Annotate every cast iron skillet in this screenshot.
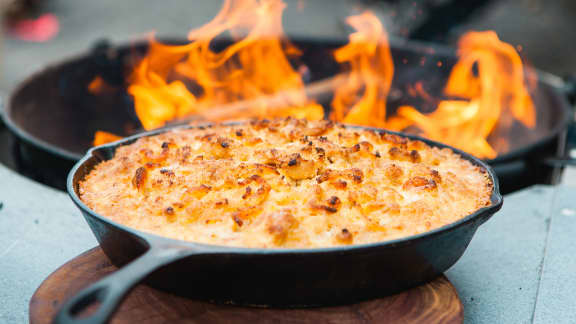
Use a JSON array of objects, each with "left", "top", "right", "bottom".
[{"left": 55, "top": 123, "right": 503, "bottom": 324}]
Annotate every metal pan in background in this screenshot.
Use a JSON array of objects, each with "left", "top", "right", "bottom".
[
  {"left": 54, "top": 123, "right": 503, "bottom": 324},
  {"left": 2, "top": 39, "right": 575, "bottom": 194}
]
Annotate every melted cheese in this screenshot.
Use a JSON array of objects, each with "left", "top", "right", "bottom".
[{"left": 79, "top": 118, "right": 493, "bottom": 248}]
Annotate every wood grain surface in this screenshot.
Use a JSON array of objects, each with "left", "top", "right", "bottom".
[{"left": 30, "top": 247, "right": 463, "bottom": 324}]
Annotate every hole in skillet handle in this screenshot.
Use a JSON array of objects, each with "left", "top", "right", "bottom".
[
  {"left": 52, "top": 246, "right": 198, "bottom": 324},
  {"left": 69, "top": 286, "right": 106, "bottom": 319},
  {"left": 53, "top": 278, "right": 123, "bottom": 324}
]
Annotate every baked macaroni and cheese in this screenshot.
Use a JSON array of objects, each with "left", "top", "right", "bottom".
[{"left": 79, "top": 118, "right": 493, "bottom": 248}]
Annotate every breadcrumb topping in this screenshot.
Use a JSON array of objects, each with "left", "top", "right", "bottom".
[{"left": 79, "top": 118, "right": 493, "bottom": 248}]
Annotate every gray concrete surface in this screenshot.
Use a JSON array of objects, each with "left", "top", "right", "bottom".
[
  {"left": 446, "top": 186, "right": 555, "bottom": 324},
  {"left": 533, "top": 188, "right": 576, "bottom": 323},
  {"left": 0, "top": 164, "right": 95, "bottom": 323}
]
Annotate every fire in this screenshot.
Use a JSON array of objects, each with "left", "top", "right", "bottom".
[
  {"left": 388, "top": 31, "right": 535, "bottom": 158},
  {"left": 92, "top": 0, "right": 536, "bottom": 160},
  {"left": 331, "top": 11, "right": 393, "bottom": 128},
  {"left": 93, "top": 131, "right": 122, "bottom": 146},
  {"left": 128, "top": 0, "right": 323, "bottom": 131}
]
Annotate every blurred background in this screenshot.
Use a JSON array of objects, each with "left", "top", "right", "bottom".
[
  {"left": 2, "top": 0, "right": 576, "bottom": 92},
  {"left": 1, "top": 0, "right": 576, "bottom": 185}
]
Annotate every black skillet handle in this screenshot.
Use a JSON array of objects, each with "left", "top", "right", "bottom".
[{"left": 52, "top": 245, "right": 200, "bottom": 324}]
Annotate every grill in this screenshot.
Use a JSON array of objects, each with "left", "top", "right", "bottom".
[{"left": 1, "top": 38, "right": 575, "bottom": 193}]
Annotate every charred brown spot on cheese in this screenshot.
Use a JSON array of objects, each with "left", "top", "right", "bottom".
[
  {"left": 430, "top": 170, "right": 442, "bottom": 184},
  {"left": 381, "top": 133, "right": 408, "bottom": 146},
  {"left": 232, "top": 213, "right": 244, "bottom": 227},
  {"left": 250, "top": 118, "right": 270, "bottom": 130},
  {"left": 164, "top": 206, "right": 176, "bottom": 223},
  {"left": 317, "top": 168, "right": 362, "bottom": 185},
  {"left": 410, "top": 150, "right": 421, "bottom": 163},
  {"left": 218, "top": 137, "right": 231, "bottom": 148},
  {"left": 316, "top": 171, "right": 330, "bottom": 184},
  {"left": 254, "top": 163, "right": 279, "bottom": 175},
  {"left": 230, "top": 206, "right": 261, "bottom": 230},
  {"left": 256, "top": 184, "right": 270, "bottom": 196},
  {"left": 249, "top": 174, "right": 264, "bottom": 184},
  {"left": 388, "top": 147, "right": 402, "bottom": 160},
  {"left": 282, "top": 153, "right": 316, "bottom": 180},
  {"left": 132, "top": 167, "right": 147, "bottom": 190},
  {"left": 80, "top": 117, "right": 493, "bottom": 248},
  {"left": 336, "top": 228, "right": 353, "bottom": 244},
  {"left": 214, "top": 198, "right": 229, "bottom": 207},
  {"left": 331, "top": 180, "right": 347, "bottom": 189},
  {"left": 242, "top": 186, "right": 252, "bottom": 199},
  {"left": 388, "top": 147, "right": 422, "bottom": 163},
  {"left": 328, "top": 196, "right": 341, "bottom": 208},
  {"left": 403, "top": 176, "right": 437, "bottom": 191},
  {"left": 309, "top": 200, "right": 338, "bottom": 213},
  {"left": 198, "top": 133, "right": 216, "bottom": 141},
  {"left": 159, "top": 169, "right": 175, "bottom": 177},
  {"left": 144, "top": 162, "right": 160, "bottom": 169},
  {"left": 350, "top": 141, "right": 374, "bottom": 155},
  {"left": 349, "top": 168, "right": 364, "bottom": 183}
]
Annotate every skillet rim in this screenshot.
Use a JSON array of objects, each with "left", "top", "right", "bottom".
[{"left": 67, "top": 121, "right": 503, "bottom": 255}]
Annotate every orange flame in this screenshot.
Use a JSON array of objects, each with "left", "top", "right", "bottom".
[
  {"left": 93, "top": 131, "right": 122, "bottom": 146},
  {"left": 92, "top": 0, "right": 536, "bottom": 159},
  {"left": 388, "top": 31, "right": 535, "bottom": 158},
  {"left": 331, "top": 11, "right": 393, "bottom": 128},
  {"left": 88, "top": 76, "right": 116, "bottom": 95},
  {"left": 128, "top": 0, "right": 323, "bottom": 131}
]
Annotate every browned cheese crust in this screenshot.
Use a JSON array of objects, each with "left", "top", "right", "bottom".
[{"left": 80, "top": 118, "right": 493, "bottom": 248}]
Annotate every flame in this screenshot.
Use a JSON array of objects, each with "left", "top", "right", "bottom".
[
  {"left": 128, "top": 0, "right": 323, "bottom": 130},
  {"left": 88, "top": 76, "right": 117, "bottom": 95},
  {"left": 91, "top": 0, "right": 537, "bottom": 160},
  {"left": 93, "top": 131, "right": 122, "bottom": 146},
  {"left": 331, "top": 11, "right": 393, "bottom": 128},
  {"left": 388, "top": 31, "right": 535, "bottom": 158}
]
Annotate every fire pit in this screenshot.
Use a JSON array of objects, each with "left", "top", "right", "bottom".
[{"left": 1, "top": 2, "right": 575, "bottom": 194}]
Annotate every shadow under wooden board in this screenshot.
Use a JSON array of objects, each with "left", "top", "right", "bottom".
[{"left": 30, "top": 247, "right": 463, "bottom": 324}]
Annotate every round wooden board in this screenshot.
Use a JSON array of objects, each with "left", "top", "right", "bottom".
[{"left": 30, "top": 247, "right": 463, "bottom": 324}]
